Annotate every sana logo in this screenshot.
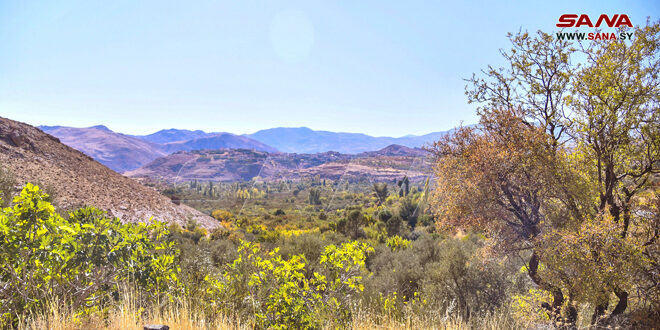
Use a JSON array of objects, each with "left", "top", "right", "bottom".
[{"left": 556, "top": 14, "right": 633, "bottom": 28}]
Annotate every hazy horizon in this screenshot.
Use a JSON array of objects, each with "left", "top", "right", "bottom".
[{"left": 35, "top": 123, "right": 459, "bottom": 139}]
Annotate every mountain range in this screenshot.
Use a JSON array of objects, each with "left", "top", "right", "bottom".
[
  {"left": 245, "top": 127, "right": 447, "bottom": 154},
  {"left": 40, "top": 125, "right": 449, "bottom": 173},
  {"left": 39, "top": 126, "right": 274, "bottom": 172}
]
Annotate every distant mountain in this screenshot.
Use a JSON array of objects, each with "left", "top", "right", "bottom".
[
  {"left": 134, "top": 129, "right": 213, "bottom": 144},
  {"left": 126, "top": 144, "right": 431, "bottom": 183},
  {"left": 4, "top": 117, "right": 217, "bottom": 228},
  {"left": 40, "top": 125, "right": 166, "bottom": 173},
  {"left": 245, "top": 127, "right": 449, "bottom": 154},
  {"left": 42, "top": 126, "right": 278, "bottom": 173},
  {"left": 39, "top": 125, "right": 451, "bottom": 173},
  {"left": 162, "top": 133, "right": 278, "bottom": 154},
  {"left": 394, "top": 131, "right": 449, "bottom": 148}
]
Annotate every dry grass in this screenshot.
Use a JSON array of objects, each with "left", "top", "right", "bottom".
[
  {"left": 21, "top": 291, "right": 244, "bottom": 330},
  {"left": 349, "top": 308, "right": 524, "bottom": 330},
  {"left": 20, "top": 291, "right": 522, "bottom": 330},
  {"left": 22, "top": 306, "right": 520, "bottom": 330}
]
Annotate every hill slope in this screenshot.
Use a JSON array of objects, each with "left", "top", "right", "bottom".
[{"left": 4, "top": 117, "right": 218, "bottom": 228}]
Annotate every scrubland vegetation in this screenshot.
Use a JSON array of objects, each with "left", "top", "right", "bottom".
[{"left": 2, "top": 22, "right": 660, "bottom": 329}]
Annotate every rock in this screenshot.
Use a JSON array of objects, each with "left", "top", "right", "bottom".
[
  {"left": 144, "top": 325, "right": 169, "bottom": 330},
  {"left": 8, "top": 132, "right": 29, "bottom": 148}
]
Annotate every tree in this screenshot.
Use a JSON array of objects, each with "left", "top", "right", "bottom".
[
  {"left": 430, "top": 112, "right": 581, "bottom": 324},
  {"left": 397, "top": 176, "right": 410, "bottom": 197},
  {"left": 431, "top": 22, "right": 660, "bottom": 326},
  {"left": 561, "top": 21, "right": 660, "bottom": 321},
  {"left": 385, "top": 215, "right": 403, "bottom": 237},
  {"left": 398, "top": 197, "right": 419, "bottom": 229},
  {"left": 465, "top": 30, "right": 574, "bottom": 147},
  {"left": 372, "top": 183, "right": 388, "bottom": 205},
  {"left": 309, "top": 188, "right": 322, "bottom": 205},
  {"left": 336, "top": 209, "right": 366, "bottom": 239}
]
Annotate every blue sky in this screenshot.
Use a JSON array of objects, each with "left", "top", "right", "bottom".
[{"left": 0, "top": 1, "right": 657, "bottom": 137}]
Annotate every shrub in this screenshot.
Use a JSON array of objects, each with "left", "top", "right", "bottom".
[
  {"left": 336, "top": 209, "right": 366, "bottom": 239},
  {"left": 365, "top": 245, "right": 424, "bottom": 309},
  {"left": 385, "top": 235, "right": 411, "bottom": 251},
  {"left": 421, "top": 235, "right": 511, "bottom": 319},
  {"left": 0, "top": 183, "right": 180, "bottom": 326},
  {"left": 397, "top": 197, "right": 419, "bottom": 228},
  {"left": 278, "top": 233, "right": 327, "bottom": 275},
  {"left": 215, "top": 240, "right": 373, "bottom": 328},
  {"left": 385, "top": 214, "right": 403, "bottom": 237},
  {"left": 209, "top": 227, "right": 230, "bottom": 241},
  {"left": 377, "top": 209, "right": 393, "bottom": 223},
  {"left": 211, "top": 209, "right": 234, "bottom": 222}
]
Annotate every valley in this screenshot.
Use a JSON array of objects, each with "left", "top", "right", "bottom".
[{"left": 40, "top": 125, "right": 446, "bottom": 173}]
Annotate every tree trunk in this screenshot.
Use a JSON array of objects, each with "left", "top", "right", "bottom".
[
  {"left": 591, "top": 300, "right": 608, "bottom": 325},
  {"left": 527, "top": 251, "right": 571, "bottom": 323},
  {"left": 611, "top": 289, "right": 628, "bottom": 316}
]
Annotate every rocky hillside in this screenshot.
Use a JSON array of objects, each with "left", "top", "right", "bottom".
[
  {"left": 125, "top": 145, "right": 431, "bottom": 183},
  {"left": 2, "top": 117, "right": 218, "bottom": 228}
]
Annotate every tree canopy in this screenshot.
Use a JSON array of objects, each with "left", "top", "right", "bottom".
[{"left": 430, "top": 21, "right": 660, "bottom": 326}]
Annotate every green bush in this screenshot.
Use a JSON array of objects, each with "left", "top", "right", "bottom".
[
  {"left": 421, "top": 235, "right": 511, "bottom": 319},
  {"left": 385, "top": 235, "right": 411, "bottom": 251},
  {"left": 363, "top": 233, "right": 512, "bottom": 320},
  {"left": 397, "top": 197, "right": 419, "bottom": 228},
  {"left": 385, "top": 214, "right": 403, "bottom": 237},
  {"left": 207, "top": 240, "right": 373, "bottom": 329},
  {"left": 336, "top": 209, "right": 366, "bottom": 239},
  {"left": 0, "top": 183, "right": 180, "bottom": 326}
]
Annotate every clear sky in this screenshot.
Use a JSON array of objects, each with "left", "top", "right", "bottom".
[{"left": 0, "top": 1, "right": 657, "bottom": 137}]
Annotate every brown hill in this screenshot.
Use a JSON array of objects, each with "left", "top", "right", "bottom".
[
  {"left": 1, "top": 117, "right": 218, "bottom": 228},
  {"left": 40, "top": 125, "right": 166, "bottom": 172},
  {"left": 163, "top": 133, "right": 278, "bottom": 153},
  {"left": 125, "top": 145, "right": 431, "bottom": 183},
  {"left": 126, "top": 149, "right": 289, "bottom": 182},
  {"left": 358, "top": 144, "right": 428, "bottom": 157}
]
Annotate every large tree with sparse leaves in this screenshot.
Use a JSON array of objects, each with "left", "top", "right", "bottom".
[{"left": 430, "top": 21, "right": 659, "bottom": 326}]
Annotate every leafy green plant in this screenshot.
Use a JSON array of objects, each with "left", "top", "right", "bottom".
[
  {"left": 385, "top": 235, "right": 411, "bottom": 251},
  {"left": 208, "top": 240, "right": 373, "bottom": 329},
  {"left": 0, "top": 183, "right": 180, "bottom": 326}
]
